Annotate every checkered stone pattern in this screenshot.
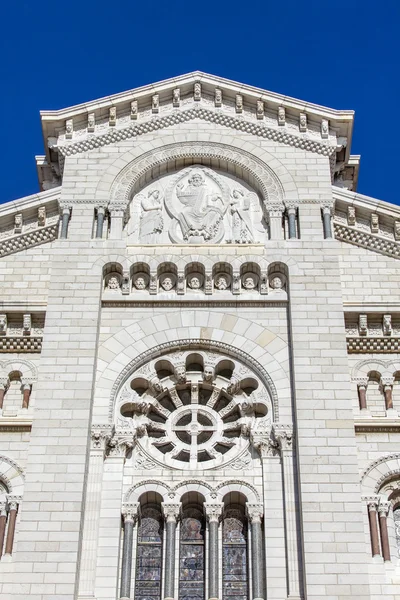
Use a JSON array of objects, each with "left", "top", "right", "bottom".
[
  {"left": 347, "top": 336, "right": 400, "bottom": 353},
  {"left": 0, "top": 337, "right": 42, "bottom": 352},
  {"left": 334, "top": 222, "right": 400, "bottom": 259},
  {"left": 0, "top": 224, "right": 58, "bottom": 258}
]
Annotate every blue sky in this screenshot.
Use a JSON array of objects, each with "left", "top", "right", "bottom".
[{"left": 1, "top": 0, "right": 399, "bottom": 205}]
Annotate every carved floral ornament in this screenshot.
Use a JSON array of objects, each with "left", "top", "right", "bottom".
[{"left": 111, "top": 346, "right": 280, "bottom": 471}]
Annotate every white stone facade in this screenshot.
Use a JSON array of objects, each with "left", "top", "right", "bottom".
[{"left": 0, "top": 71, "right": 399, "bottom": 600}]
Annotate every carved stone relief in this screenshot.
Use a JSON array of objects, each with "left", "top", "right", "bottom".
[{"left": 127, "top": 166, "right": 267, "bottom": 245}]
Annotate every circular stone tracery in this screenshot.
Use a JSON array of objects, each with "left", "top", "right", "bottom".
[{"left": 115, "top": 348, "right": 273, "bottom": 470}]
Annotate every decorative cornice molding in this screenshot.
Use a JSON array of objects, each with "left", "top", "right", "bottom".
[
  {"left": 347, "top": 337, "right": 400, "bottom": 353},
  {"left": 334, "top": 222, "right": 400, "bottom": 260},
  {"left": 0, "top": 223, "right": 58, "bottom": 258},
  {"left": 56, "top": 105, "right": 336, "bottom": 163}
]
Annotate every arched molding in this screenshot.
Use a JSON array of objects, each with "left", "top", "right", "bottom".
[
  {"left": 102, "top": 334, "right": 287, "bottom": 424},
  {"left": 96, "top": 137, "right": 298, "bottom": 211},
  {"left": 216, "top": 480, "right": 260, "bottom": 503},
  {"left": 123, "top": 478, "right": 260, "bottom": 504},
  {"left": 172, "top": 480, "right": 213, "bottom": 502},
  {"left": 0, "top": 455, "right": 24, "bottom": 497},
  {"left": 0, "top": 359, "right": 37, "bottom": 381},
  {"left": 360, "top": 453, "right": 400, "bottom": 494},
  {"left": 351, "top": 359, "right": 393, "bottom": 380},
  {"left": 124, "top": 479, "right": 171, "bottom": 502}
]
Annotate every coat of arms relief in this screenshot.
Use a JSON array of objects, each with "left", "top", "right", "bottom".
[{"left": 126, "top": 166, "right": 267, "bottom": 244}]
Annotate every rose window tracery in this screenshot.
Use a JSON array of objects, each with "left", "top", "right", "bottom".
[{"left": 115, "top": 349, "right": 272, "bottom": 470}]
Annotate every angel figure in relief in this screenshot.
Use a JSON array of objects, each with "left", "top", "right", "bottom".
[
  {"left": 138, "top": 188, "right": 164, "bottom": 244},
  {"left": 230, "top": 189, "right": 254, "bottom": 243}
]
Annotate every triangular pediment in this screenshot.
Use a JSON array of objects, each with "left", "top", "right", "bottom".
[{"left": 39, "top": 71, "right": 356, "bottom": 191}]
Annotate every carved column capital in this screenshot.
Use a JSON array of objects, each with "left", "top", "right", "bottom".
[
  {"left": 246, "top": 503, "right": 263, "bottom": 524},
  {"left": 20, "top": 378, "right": 33, "bottom": 390},
  {"left": 266, "top": 203, "right": 284, "bottom": 218},
  {"left": 273, "top": 423, "right": 294, "bottom": 451},
  {"left": 162, "top": 502, "right": 181, "bottom": 523},
  {"left": 0, "top": 502, "right": 7, "bottom": 517},
  {"left": 91, "top": 424, "right": 113, "bottom": 451},
  {"left": 122, "top": 502, "right": 140, "bottom": 524},
  {"left": 363, "top": 495, "right": 379, "bottom": 511},
  {"left": 378, "top": 502, "right": 391, "bottom": 517},
  {"left": 0, "top": 378, "right": 9, "bottom": 390},
  {"left": 353, "top": 376, "right": 369, "bottom": 389},
  {"left": 6, "top": 495, "right": 21, "bottom": 511},
  {"left": 108, "top": 428, "right": 136, "bottom": 457},
  {"left": 380, "top": 376, "right": 394, "bottom": 389},
  {"left": 251, "top": 433, "right": 279, "bottom": 458},
  {"left": 204, "top": 502, "right": 223, "bottom": 523}
]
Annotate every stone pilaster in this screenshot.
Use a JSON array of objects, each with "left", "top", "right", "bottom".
[
  {"left": 273, "top": 424, "right": 302, "bottom": 600},
  {"left": 78, "top": 424, "right": 113, "bottom": 599}
]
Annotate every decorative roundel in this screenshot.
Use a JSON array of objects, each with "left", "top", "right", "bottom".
[{"left": 116, "top": 349, "right": 272, "bottom": 470}]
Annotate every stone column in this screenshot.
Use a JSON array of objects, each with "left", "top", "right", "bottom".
[
  {"left": 287, "top": 207, "right": 297, "bottom": 239},
  {"left": 60, "top": 207, "right": 71, "bottom": 239},
  {"left": 0, "top": 379, "right": 8, "bottom": 410},
  {"left": 4, "top": 496, "right": 20, "bottom": 558},
  {"left": 246, "top": 503, "right": 264, "bottom": 600},
  {"left": 204, "top": 503, "right": 223, "bottom": 600},
  {"left": 274, "top": 424, "right": 302, "bottom": 600},
  {"left": 381, "top": 377, "right": 394, "bottom": 411},
  {"left": 120, "top": 502, "right": 140, "bottom": 600},
  {"left": 21, "top": 381, "right": 32, "bottom": 409},
  {"left": 95, "top": 207, "right": 106, "bottom": 239},
  {"left": 0, "top": 502, "right": 7, "bottom": 558},
  {"left": 77, "top": 424, "right": 112, "bottom": 599},
  {"left": 356, "top": 378, "right": 368, "bottom": 411},
  {"left": 366, "top": 498, "right": 381, "bottom": 558},
  {"left": 109, "top": 207, "right": 125, "bottom": 239},
  {"left": 378, "top": 502, "right": 391, "bottom": 562},
  {"left": 162, "top": 502, "right": 181, "bottom": 600},
  {"left": 321, "top": 206, "right": 333, "bottom": 239},
  {"left": 267, "top": 205, "right": 284, "bottom": 240}
]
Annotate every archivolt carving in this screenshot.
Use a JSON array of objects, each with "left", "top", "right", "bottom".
[
  {"left": 109, "top": 339, "right": 279, "bottom": 423},
  {"left": 124, "top": 479, "right": 172, "bottom": 502},
  {"left": 351, "top": 359, "right": 400, "bottom": 379},
  {"left": 215, "top": 480, "right": 260, "bottom": 502},
  {"left": 109, "top": 142, "right": 285, "bottom": 213},
  {"left": 0, "top": 455, "right": 25, "bottom": 496},
  {"left": 124, "top": 478, "right": 259, "bottom": 503},
  {"left": 360, "top": 453, "right": 400, "bottom": 494},
  {"left": 0, "top": 359, "right": 38, "bottom": 380}
]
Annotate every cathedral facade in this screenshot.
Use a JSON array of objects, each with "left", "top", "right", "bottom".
[{"left": 0, "top": 72, "right": 399, "bottom": 600}]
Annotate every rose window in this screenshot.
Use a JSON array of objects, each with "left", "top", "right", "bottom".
[{"left": 116, "top": 349, "right": 273, "bottom": 470}]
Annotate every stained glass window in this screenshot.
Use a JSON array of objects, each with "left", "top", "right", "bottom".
[
  {"left": 222, "top": 509, "right": 248, "bottom": 600},
  {"left": 394, "top": 505, "right": 400, "bottom": 558},
  {"left": 179, "top": 508, "right": 205, "bottom": 600},
  {"left": 135, "top": 506, "right": 163, "bottom": 600}
]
